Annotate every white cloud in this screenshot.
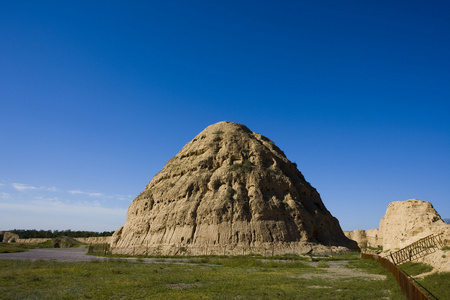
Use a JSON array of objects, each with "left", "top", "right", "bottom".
[
  {"left": 68, "top": 189, "right": 104, "bottom": 197},
  {"left": 0, "top": 182, "right": 131, "bottom": 230},
  {"left": 0, "top": 198, "right": 127, "bottom": 231},
  {"left": 12, "top": 183, "right": 57, "bottom": 192},
  {"left": 107, "top": 194, "right": 134, "bottom": 201},
  {"left": 0, "top": 192, "right": 11, "bottom": 199},
  {"left": 12, "top": 183, "right": 38, "bottom": 191}
]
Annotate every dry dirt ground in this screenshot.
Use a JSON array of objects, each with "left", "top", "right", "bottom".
[{"left": 301, "top": 261, "right": 386, "bottom": 280}]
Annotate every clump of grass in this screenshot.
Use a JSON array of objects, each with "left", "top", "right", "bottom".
[
  {"left": 398, "top": 262, "right": 433, "bottom": 276},
  {"left": 280, "top": 253, "right": 303, "bottom": 260},
  {"left": 225, "top": 186, "right": 234, "bottom": 201},
  {"left": 282, "top": 201, "right": 293, "bottom": 211},
  {"left": 266, "top": 167, "right": 277, "bottom": 176},
  {"left": 231, "top": 159, "right": 254, "bottom": 173},
  {"left": 316, "top": 262, "right": 329, "bottom": 268},
  {"left": 188, "top": 257, "right": 211, "bottom": 264},
  {"left": 364, "top": 246, "right": 383, "bottom": 251},
  {"left": 316, "top": 251, "right": 360, "bottom": 261},
  {"left": 38, "top": 236, "right": 80, "bottom": 249},
  {"left": 136, "top": 189, "right": 153, "bottom": 200}
]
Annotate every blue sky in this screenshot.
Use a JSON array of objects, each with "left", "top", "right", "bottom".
[{"left": 1, "top": 1, "right": 449, "bottom": 232}]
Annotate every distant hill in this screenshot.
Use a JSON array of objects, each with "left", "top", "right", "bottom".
[{"left": 444, "top": 218, "right": 450, "bottom": 224}]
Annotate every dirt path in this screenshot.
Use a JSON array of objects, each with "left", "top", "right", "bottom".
[
  {"left": 300, "top": 261, "right": 387, "bottom": 280},
  {"left": 0, "top": 247, "right": 109, "bottom": 262}
]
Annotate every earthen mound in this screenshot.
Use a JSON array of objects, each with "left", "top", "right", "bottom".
[
  {"left": 379, "top": 199, "right": 450, "bottom": 250},
  {"left": 112, "top": 121, "right": 357, "bottom": 255}
]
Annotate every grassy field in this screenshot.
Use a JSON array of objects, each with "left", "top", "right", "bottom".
[{"left": 0, "top": 254, "right": 406, "bottom": 299}]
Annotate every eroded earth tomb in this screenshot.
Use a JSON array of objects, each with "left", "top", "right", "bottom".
[{"left": 111, "top": 121, "right": 357, "bottom": 255}]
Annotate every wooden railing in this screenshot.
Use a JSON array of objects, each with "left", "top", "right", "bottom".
[{"left": 386, "top": 234, "right": 443, "bottom": 265}]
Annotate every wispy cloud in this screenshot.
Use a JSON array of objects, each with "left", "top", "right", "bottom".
[
  {"left": 0, "top": 198, "right": 127, "bottom": 231},
  {"left": 12, "top": 183, "right": 57, "bottom": 192},
  {"left": 0, "top": 192, "right": 11, "bottom": 199},
  {"left": 68, "top": 189, "right": 104, "bottom": 197},
  {"left": 6, "top": 180, "right": 134, "bottom": 203},
  {"left": 12, "top": 183, "right": 38, "bottom": 191}
]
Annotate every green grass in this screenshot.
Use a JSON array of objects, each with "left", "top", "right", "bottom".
[
  {"left": 0, "top": 256, "right": 407, "bottom": 299},
  {"left": 0, "top": 242, "right": 37, "bottom": 253},
  {"left": 416, "top": 272, "right": 450, "bottom": 300},
  {"left": 347, "top": 258, "right": 395, "bottom": 275},
  {"left": 398, "top": 262, "right": 433, "bottom": 276},
  {"left": 316, "top": 262, "right": 329, "bottom": 268},
  {"left": 313, "top": 251, "right": 361, "bottom": 261},
  {"left": 38, "top": 236, "right": 81, "bottom": 248},
  {"left": 231, "top": 159, "right": 254, "bottom": 173},
  {"left": 363, "top": 246, "right": 383, "bottom": 251},
  {"left": 0, "top": 243, "right": 25, "bottom": 253}
]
